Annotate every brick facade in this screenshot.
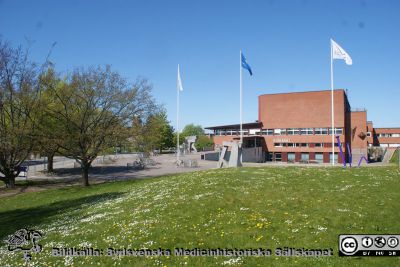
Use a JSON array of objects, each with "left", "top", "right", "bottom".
[{"left": 206, "top": 89, "right": 399, "bottom": 163}]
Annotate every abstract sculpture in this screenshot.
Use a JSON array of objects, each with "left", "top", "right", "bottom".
[
  {"left": 218, "top": 141, "right": 242, "bottom": 168},
  {"left": 184, "top": 136, "right": 197, "bottom": 154}
]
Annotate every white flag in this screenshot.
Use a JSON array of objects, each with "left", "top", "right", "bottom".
[
  {"left": 177, "top": 64, "right": 183, "bottom": 91},
  {"left": 331, "top": 39, "right": 352, "bottom": 65}
]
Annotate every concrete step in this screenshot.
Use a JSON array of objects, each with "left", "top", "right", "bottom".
[{"left": 382, "top": 148, "right": 396, "bottom": 163}]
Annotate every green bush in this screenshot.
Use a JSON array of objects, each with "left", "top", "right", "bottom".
[{"left": 195, "top": 135, "right": 214, "bottom": 151}]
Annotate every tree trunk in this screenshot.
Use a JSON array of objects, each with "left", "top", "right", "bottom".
[
  {"left": 47, "top": 154, "right": 54, "bottom": 173},
  {"left": 5, "top": 175, "right": 16, "bottom": 188},
  {"left": 81, "top": 163, "right": 90, "bottom": 186}
]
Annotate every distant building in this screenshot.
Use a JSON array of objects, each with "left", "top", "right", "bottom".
[{"left": 206, "top": 89, "right": 399, "bottom": 163}]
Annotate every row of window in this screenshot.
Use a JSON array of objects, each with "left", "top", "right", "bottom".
[
  {"left": 269, "top": 152, "right": 338, "bottom": 163},
  {"left": 377, "top": 133, "right": 400, "bottom": 137},
  {"left": 215, "top": 130, "right": 249, "bottom": 136},
  {"left": 215, "top": 128, "right": 343, "bottom": 136},
  {"left": 258, "top": 128, "right": 343, "bottom": 135},
  {"left": 274, "top": 142, "right": 337, "bottom": 148}
]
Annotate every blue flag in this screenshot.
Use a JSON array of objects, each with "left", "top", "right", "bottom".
[{"left": 241, "top": 52, "right": 253, "bottom": 76}]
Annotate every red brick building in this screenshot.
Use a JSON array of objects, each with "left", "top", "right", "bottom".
[
  {"left": 367, "top": 123, "right": 400, "bottom": 148},
  {"left": 206, "top": 89, "right": 399, "bottom": 163}
]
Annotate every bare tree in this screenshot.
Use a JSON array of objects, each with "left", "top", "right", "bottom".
[
  {"left": 42, "top": 66, "right": 156, "bottom": 186},
  {"left": 0, "top": 40, "right": 40, "bottom": 188}
]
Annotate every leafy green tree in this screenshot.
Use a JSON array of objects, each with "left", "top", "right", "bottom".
[
  {"left": 159, "top": 122, "right": 175, "bottom": 152},
  {"left": 173, "top": 132, "right": 185, "bottom": 146},
  {"left": 195, "top": 135, "right": 214, "bottom": 151},
  {"left": 181, "top": 124, "right": 204, "bottom": 138},
  {"left": 37, "top": 67, "right": 62, "bottom": 173},
  {"left": 143, "top": 111, "right": 174, "bottom": 153},
  {"left": 42, "top": 66, "right": 156, "bottom": 186},
  {"left": 0, "top": 40, "right": 41, "bottom": 188}
]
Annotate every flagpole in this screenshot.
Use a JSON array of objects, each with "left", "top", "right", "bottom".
[
  {"left": 176, "top": 64, "right": 180, "bottom": 163},
  {"left": 330, "top": 39, "right": 335, "bottom": 166},
  {"left": 240, "top": 50, "right": 243, "bottom": 146}
]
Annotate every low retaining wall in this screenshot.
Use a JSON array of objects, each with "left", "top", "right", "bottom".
[{"left": 202, "top": 147, "right": 264, "bottom": 163}]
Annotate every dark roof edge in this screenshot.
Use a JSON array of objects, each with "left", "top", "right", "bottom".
[{"left": 205, "top": 122, "right": 262, "bottom": 130}]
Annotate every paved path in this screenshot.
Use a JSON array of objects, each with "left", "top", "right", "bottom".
[
  {"left": 1, "top": 153, "right": 217, "bottom": 197},
  {"left": 21, "top": 153, "right": 393, "bottom": 182},
  {"left": 23, "top": 153, "right": 218, "bottom": 182}
]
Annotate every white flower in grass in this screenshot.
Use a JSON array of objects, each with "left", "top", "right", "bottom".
[
  {"left": 354, "top": 212, "right": 365, "bottom": 218},
  {"left": 65, "top": 256, "right": 73, "bottom": 266},
  {"left": 337, "top": 208, "right": 350, "bottom": 212},
  {"left": 317, "top": 225, "right": 327, "bottom": 231},
  {"left": 222, "top": 257, "right": 243, "bottom": 265},
  {"left": 193, "top": 194, "right": 205, "bottom": 200},
  {"left": 80, "top": 213, "right": 108, "bottom": 222},
  {"left": 143, "top": 240, "right": 155, "bottom": 247},
  {"left": 78, "top": 241, "right": 92, "bottom": 247}
]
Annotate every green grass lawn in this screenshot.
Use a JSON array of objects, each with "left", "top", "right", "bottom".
[
  {"left": 390, "top": 149, "right": 399, "bottom": 164},
  {"left": 1, "top": 167, "right": 400, "bottom": 266}
]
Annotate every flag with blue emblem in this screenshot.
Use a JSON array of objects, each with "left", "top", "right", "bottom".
[{"left": 241, "top": 52, "right": 253, "bottom": 76}]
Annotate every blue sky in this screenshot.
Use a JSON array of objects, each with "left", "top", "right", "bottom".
[{"left": 1, "top": 0, "right": 399, "bottom": 129}]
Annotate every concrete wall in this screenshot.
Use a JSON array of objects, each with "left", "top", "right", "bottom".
[
  {"left": 203, "top": 152, "right": 220, "bottom": 161},
  {"left": 203, "top": 148, "right": 264, "bottom": 163}
]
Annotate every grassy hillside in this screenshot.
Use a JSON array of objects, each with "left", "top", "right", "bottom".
[{"left": 1, "top": 167, "right": 400, "bottom": 266}]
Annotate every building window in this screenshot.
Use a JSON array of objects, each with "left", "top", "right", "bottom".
[
  {"left": 315, "top": 153, "right": 323, "bottom": 163},
  {"left": 287, "top": 128, "right": 299, "bottom": 135},
  {"left": 300, "top": 128, "right": 313, "bottom": 135},
  {"left": 265, "top": 153, "right": 273, "bottom": 162},
  {"left": 274, "top": 129, "right": 286, "bottom": 135},
  {"left": 287, "top": 143, "right": 295, "bottom": 147},
  {"left": 329, "top": 153, "right": 338, "bottom": 163},
  {"left": 392, "top": 134, "right": 400, "bottom": 137},
  {"left": 300, "top": 143, "right": 308, "bottom": 147},
  {"left": 367, "top": 132, "right": 371, "bottom": 137},
  {"left": 301, "top": 153, "right": 309, "bottom": 162},
  {"left": 261, "top": 129, "right": 274, "bottom": 135},
  {"left": 315, "top": 143, "right": 323, "bottom": 147},
  {"left": 242, "top": 130, "right": 249, "bottom": 135},
  {"left": 315, "top": 128, "right": 328, "bottom": 135},
  {"left": 288, "top": 153, "right": 295, "bottom": 163},
  {"left": 274, "top": 143, "right": 284, "bottom": 147},
  {"left": 329, "top": 128, "right": 343, "bottom": 135},
  {"left": 226, "top": 130, "right": 237, "bottom": 136},
  {"left": 274, "top": 153, "right": 282, "bottom": 162},
  {"left": 216, "top": 130, "right": 226, "bottom": 136}
]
